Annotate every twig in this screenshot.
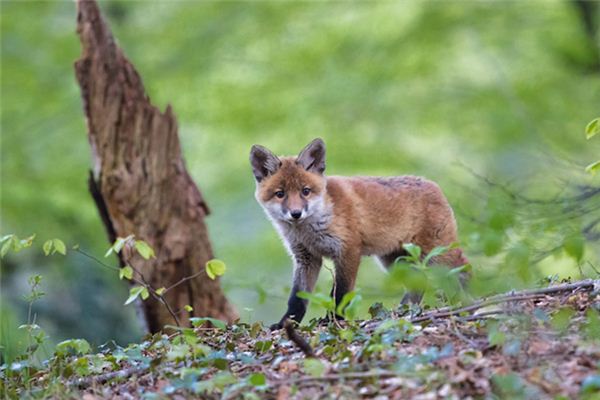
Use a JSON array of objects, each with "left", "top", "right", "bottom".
[
  {"left": 279, "top": 369, "right": 398, "bottom": 386},
  {"left": 74, "top": 248, "right": 120, "bottom": 272},
  {"left": 163, "top": 270, "right": 205, "bottom": 294},
  {"left": 75, "top": 247, "right": 181, "bottom": 327},
  {"left": 284, "top": 320, "right": 315, "bottom": 358},
  {"left": 411, "top": 279, "right": 598, "bottom": 323},
  {"left": 73, "top": 365, "right": 148, "bottom": 388}
]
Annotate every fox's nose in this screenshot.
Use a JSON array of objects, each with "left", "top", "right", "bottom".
[{"left": 290, "top": 210, "right": 302, "bottom": 220}]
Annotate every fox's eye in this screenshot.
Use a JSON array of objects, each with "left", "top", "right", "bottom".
[
  {"left": 275, "top": 190, "right": 285, "bottom": 198},
  {"left": 302, "top": 187, "right": 311, "bottom": 196}
]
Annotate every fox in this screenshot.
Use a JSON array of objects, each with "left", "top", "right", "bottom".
[{"left": 250, "top": 138, "right": 468, "bottom": 329}]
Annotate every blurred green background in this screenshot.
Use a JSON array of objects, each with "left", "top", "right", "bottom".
[{"left": 1, "top": 1, "right": 599, "bottom": 360}]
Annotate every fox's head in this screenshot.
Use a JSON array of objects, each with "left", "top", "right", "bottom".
[{"left": 250, "top": 138, "right": 328, "bottom": 224}]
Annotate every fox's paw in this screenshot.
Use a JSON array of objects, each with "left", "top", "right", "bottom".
[{"left": 269, "top": 322, "right": 283, "bottom": 331}]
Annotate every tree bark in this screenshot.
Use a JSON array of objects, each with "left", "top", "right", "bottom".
[{"left": 74, "top": 0, "right": 238, "bottom": 332}]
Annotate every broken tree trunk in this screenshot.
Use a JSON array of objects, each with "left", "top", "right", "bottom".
[{"left": 74, "top": 0, "right": 238, "bottom": 332}]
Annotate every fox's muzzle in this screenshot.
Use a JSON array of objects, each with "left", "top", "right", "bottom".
[{"left": 290, "top": 210, "right": 303, "bottom": 220}]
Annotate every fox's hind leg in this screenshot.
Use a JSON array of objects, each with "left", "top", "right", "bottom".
[{"left": 376, "top": 249, "right": 424, "bottom": 305}]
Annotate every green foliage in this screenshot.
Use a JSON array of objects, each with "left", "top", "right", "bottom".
[
  {"left": 491, "top": 373, "right": 529, "bottom": 398},
  {"left": 42, "top": 238, "right": 66, "bottom": 256},
  {"left": 190, "top": 317, "right": 227, "bottom": 330},
  {"left": 124, "top": 286, "right": 149, "bottom": 306},
  {"left": 581, "top": 375, "right": 600, "bottom": 396},
  {"left": 385, "top": 243, "right": 469, "bottom": 308},
  {"left": 205, "top": 259, "right": 226, "bottom": 280},
  {"left": 134, "top": 240, "right": 155, "bottom": 260},
  {"left": 586, "top": 118, "right": 599, "bottom": 140},
  {"left": 248, "top": 372, "right": 266, "bottom": 387},
  {"left": 119, "top": 266, "right": 133, "bottom": 281},
  {"left": 2, "top": 282, "right": 596, "bottom": 399},
  {"left": 302, "top": 358, "right": 326, "bottom": 378},
  {"left": 550, "top": 307, "right": 575, "bottom": 333},
  {"left": 2, "top": 0, "right": 600, "bottom": 355},
  {"left": 296, "top": 289, "right": 362, "bottom": 321},
  {"left": 104, "top": 235, "right": 133, "bottom": 257},
  {"left": 585, "top": 160, "right": 600, "bottom": 176},
  {"left": 0, "top": 234, "right": 35, "bottom": 258},
  {"left": 55, "top": 339, "right": 91, "bottom": 356}
]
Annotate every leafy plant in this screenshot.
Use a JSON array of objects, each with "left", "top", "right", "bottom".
[
  {"left": 0, "top": 234, "right": 35, "bottom": 258},
  {"left": 296, "top": 290, "right": 362, "bottom": 322},
  {"left": 386, "top": 243, "right": 470, "bottom": 308}
]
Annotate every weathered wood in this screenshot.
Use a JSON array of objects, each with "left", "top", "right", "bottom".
[{"left": 74, "top": 0, "right": 237, "bottom": 332}]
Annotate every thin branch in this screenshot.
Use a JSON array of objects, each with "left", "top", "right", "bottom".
[
  {"left": 163, "top": 270, "right": 205, "bottom": 294},
  {"left": 75, "top": 247, "right": 181, "bottom": 327},
  {"left": 410, "top": 279, "right": 598, "bottom": 323},
  {"left": 284, "top": 320, "right": 315, "bottom": 358},
  {"left": 280, "top": 369, "right": 398, "bottom": 386},
  {"left": 74, "top": 248, "right": 120, "bottom": 272}
]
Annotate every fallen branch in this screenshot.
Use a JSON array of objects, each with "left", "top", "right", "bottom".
[
  {"left": 411, "top": 279, "right": 599, "bottom": 323},
  {"left": 282, "top": 369, "right": 398, "bottom": 386}
]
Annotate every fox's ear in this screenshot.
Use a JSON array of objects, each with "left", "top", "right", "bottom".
[
  {"left": 297, "top": 138, "right": 326, "bottom": 174},
  {"left": 250, "top": 144, "right": 281, "bottom": 182}
]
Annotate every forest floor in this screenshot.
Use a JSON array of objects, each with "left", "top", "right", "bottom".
[{"left": 3, "top": 280, "right": 600, "bottom": 399}]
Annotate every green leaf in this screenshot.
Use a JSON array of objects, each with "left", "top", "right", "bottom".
[
  {"left": 119, "top": 266, "right": 134, "bottom": 280},
  {"left": 585, "top": 160, "right": 600, "bottom": 176},
  {"left": 343, "top": 293, "right": 362, "bottom": 320},
  {"left": 184, "top": 304, "right": 193, "bottom": 312},
  {"left": 296, "top": 291, "right": 335, "bottom": 311},
  {"left": 584, "top": 309, "right": 600, "bottom": 341},
  {"left": 254, "top": 340, "right": 272, "bottom": 353},
  {"left": 135, "top": 240, "right": 155, "bottom": 260},
  {"left": 581, "top": 375, "right": 600, "bottom": 394},
  {"left": 55, "top": 339, "right": 91, "bottom": 356},
  {"left": 402, "top": 243, "right": 421, "bottom": 261},
  {"left": 336, "top": 291, "right": 356, "bottom": 316},
  {"left": 124, "top": 286, "right": 145, "bottom": 305},
  {"left": 563, "top": 234, "right": 584, "bottom": 262},
  {"left": 155, "top": 287, "right": 166, "bottom": 296},
  {"left": 106, "top": 236, "right": 125, "bottom": 257},
  {"left": 140, "top": 287, "right": 150, "bottom": 300},
  {"left": 205, "top": 259, "right": 226, "bottom": 280},
  {"left": 18, "top": 323, "right": 41, "bottom": 331},
  {"left": 0, "top": 237, "right": 13, "bottom": 258},
  {"left": 303, "top": 358, "right": 325, "bottom": 377},
  {"left": 0, "top": 234, "right": 13, "bottom": 244},
  {"left": 482, "top": 231, "right": 503, "bottom": 256},
  {"left": 551, "top": 307, "right": 574, "bottom": 333},
  {"left": 487, "top": 321, "right": 506, "bottom": 347},
  {"left": 248, "top": 373, "right": 266, "bottom": 387},
  {"left": 53, "top": 239, "right": 66, "bottom": 255},
  {"left": 43, "top": 240, "right": 53, "bottom": 256},
  {"left": 423, "top": 245, "right": 450, "bottom": 265},
  {"left": 190, "top": 317, "right": 227, "bottom": 329},
  {"left": 586, "top": 118, "right": 599, "bottom": 139},
  {"left": 20, "top": 235, "right": 35, "bottom": 248}
]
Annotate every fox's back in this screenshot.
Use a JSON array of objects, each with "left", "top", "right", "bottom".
[{"left": 326, "top": 175, "right": 457, "bottom": 255}]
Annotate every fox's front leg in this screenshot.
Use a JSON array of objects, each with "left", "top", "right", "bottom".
[
  {"left": 330, "top": 249, "right": 361, "bottom": 319},
  {"left": 272, "top": 244, "right": 322, "bottom": 330}
]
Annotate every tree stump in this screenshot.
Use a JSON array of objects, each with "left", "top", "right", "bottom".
[{"left": 74, "top": 0, "right": 238, "bottom": 332}]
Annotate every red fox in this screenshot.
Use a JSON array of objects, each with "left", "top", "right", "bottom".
[{"left": 250, "top": 138, "right": 468, "bottom": 328}]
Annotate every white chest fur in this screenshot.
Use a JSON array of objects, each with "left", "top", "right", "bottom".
[{"left": 277, "top": 212, "right": 343, "bottom": 259}]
